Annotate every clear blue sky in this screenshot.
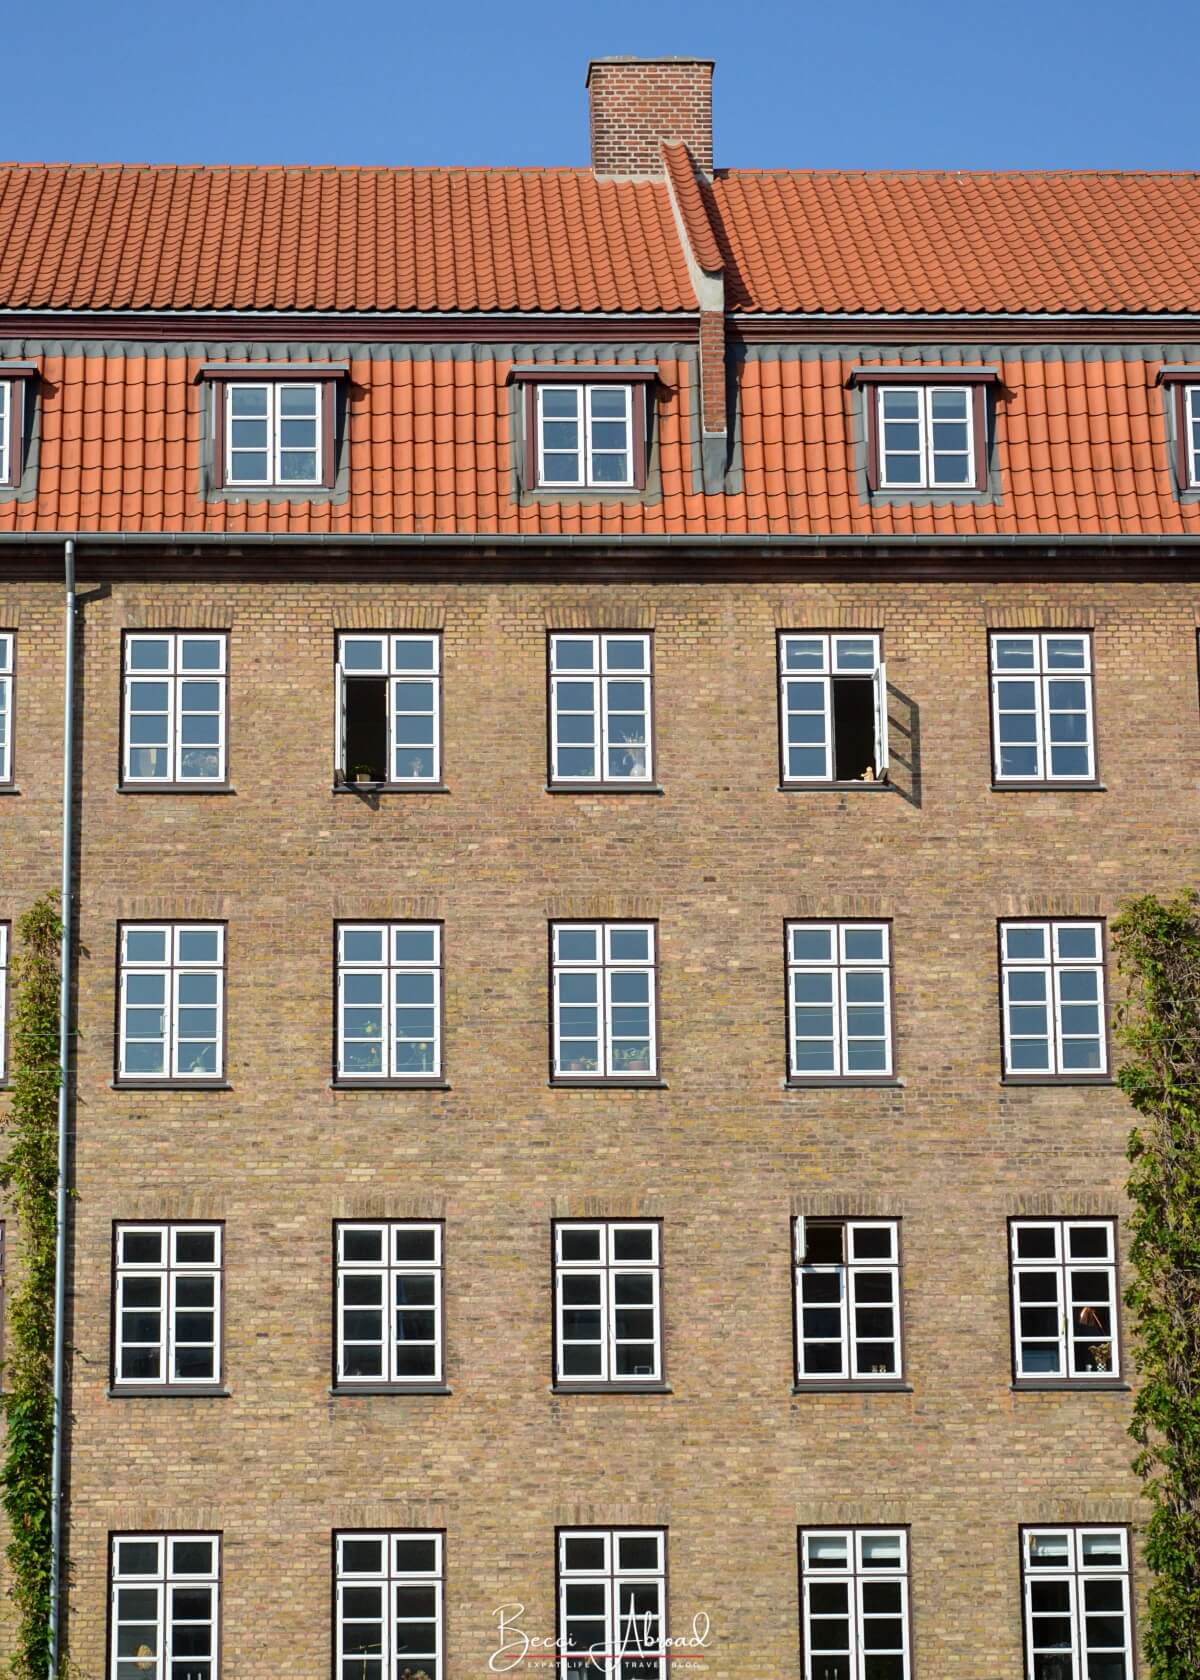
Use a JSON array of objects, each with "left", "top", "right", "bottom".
[{"left": 9, "top": 0, "right": 1200, "bottom": 171}]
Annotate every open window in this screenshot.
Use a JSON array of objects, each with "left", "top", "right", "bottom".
[
  {"left": 779, "top": 633, "right": 888, "bottom": 785},
  {"left": 335, "top": 633, "right": 441, "bottom": 788}
]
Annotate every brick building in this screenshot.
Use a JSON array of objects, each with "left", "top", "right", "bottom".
[{"left": 0, "top": 53, "right": 1197, "bottom": 1680}]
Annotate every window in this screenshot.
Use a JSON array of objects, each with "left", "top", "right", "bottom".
[
  {"left": 787, "top": 922, "right": 893, "bottom": 1080},
  {"left": 224, "top": 380, "right": 322, "bottom": 486},
  {"left": 1185, "top": 385, "right": 1200, "bottom": 487},
  {"left": 113, "top": 1224, "right": 222, "bottom": 1390},
  {"left": 793, "top": 1219, "right": 902, "bottom": 1384},
  {"left": 109, "top": 1533, "right": 220, "bottom": 1680},
  {"left": 336, "top": 923, "right": 442, "bottom": 1082},
  {"left": 551, "top": 922, "right": 656, "bottom": 1081},
  {"left": 1022, "top": 1527, "right": 1132, "bottom": 1680},
  {"left": 799, "top": 1527, "right": 910, "bottom": 1680},
  {"left": 0, "top": 631, "right": 12, "bottom": 783},
  {"left": 554, "top": 1222, "right": 661, "bottom": 1386},
  {"left": 550, "top": 633, "right": 653, "bottom": 785},
  {"left": 778, "top": 634, "right": 888, "bottom": 785},
  {"left": 118, "top": 924, "right": 225, "bottom": 1082},
  {"left": 122, "top": 633, "right": 227, "bottom": 785},
  {"left": 990, "top": 634, "right": 1095, "bottom": 784},
  {"left": 1010, "top": 1220, "right": 1119, "bottom": 1383},
  {"left": 558, "top": 1528, "right": 666, "bottom": 1677},
  {"left": 876, "top": 384, "right": 974, "bottom": 487},
  {"left": 0, "top": 381, "right": 9, "bottom": 484},
  {"left": 538, "top": 383, "right": 634, "bottom": 488},
  {"left": 335, "top": 1531, "right": 443, "bottom": 1680},
  {"left": 0, "top": 922, "right": 7, "bottom": 1082},
  {"left": 336, "top": 634, "right": 441, "bottom": 787},
  {"left": 1000, "top": 921, "right": 1106, "bottom": 1077},
  {"left": 335, "top": 1222, "right": 443, "bottom": 1387}
]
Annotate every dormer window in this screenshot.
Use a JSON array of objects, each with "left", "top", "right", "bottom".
[
  {"left": 510, "top": 366, "right": 654, "bottom": 493},
  {"left": 202, "top": 363, "right": 345, "bottom": 493},
  {"left": 1186, "top": 385, "right": 1200, "bottom": 487},
  {"left": 0, "top": 363, "right": 38, "bottom": 488},
  {"left": 849, "top": 367, "right": 999, "bottom": 495},
  {"left": 1157, "top": 370, "right": 1200, "bottom": 491}
]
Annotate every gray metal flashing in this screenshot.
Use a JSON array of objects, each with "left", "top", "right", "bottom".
[
  {"left": 198, "top": 360, "right": 351, "bottom": 376},
  {"left": 0, "top": 379, "right": 42, "bottom": 505},
  {"left": 0, "top": 530, "right": 1198, "bottom": 549},
  {"left": 198, "top": 378, "right": 351, "bottom": 508},
  {"left": 6, "top": 307, "right": 1200, "bottom": 324}
]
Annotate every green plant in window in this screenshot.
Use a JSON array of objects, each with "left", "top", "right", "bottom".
[{"left": 1113, "top": 891, "right": 1200, "bottom": 1679}]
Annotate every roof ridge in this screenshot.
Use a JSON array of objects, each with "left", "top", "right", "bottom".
[{"left": 713, "top": 166, "right": 1200, "bottom": 181}]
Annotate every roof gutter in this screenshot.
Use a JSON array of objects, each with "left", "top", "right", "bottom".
[{"left": 0, "top": 531, "right": 1199, "bottom": 550}]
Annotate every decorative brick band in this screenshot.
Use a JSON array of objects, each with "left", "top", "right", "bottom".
[
  {"left": 117, "top": 601, "right": 233, "bottom": 630},
  {"left": 0, "top": 602, "right": 22, "bottom": 626},
  {"left": 784, "top": 895, "right": 892, "bottom": 919},
  {"left": 1006, "top": 1191, "right": 1125, "bottom": 1217},
  {"left": 119, "top": 1194, "right": 226, "bottom": 1221},
  {"left": 800, "top": 1503, "right": 911, "bottom": 1526},
  {"left": 332, "top": 601, "right": 446, "bottom": 630},
  {"left": 984, "top": 605, "right": 1100, "bottom": 628},
  {"left": 551, "top": 1196, "right": 667, "bottom": 1220},
  {"left": 334, "top": 1195, "right": 447, "bottom": 1220},
  {"left": 333, "top": 895, "right": 444, "bottom": 921},
  {"left": 544, "top": 602, "right": 656, "bottom": 630},
  {"left": 117, "top": 894, "right": 229, "bottom": 920},
  {"left": 545, "top": 894, "right": 662, "bottom": 920},
  {"left": 333, "top": 1501, "right": 449, "bottom": 1530},
  {"left": 771, "top": 602, "right": 888, "bottom": 629},
  {"left": 791, "top": 1193, "right": 905, "bottom": 1218},
  {"left": 1000, "top": 893, "right": 1105, "bottom": 917},
  {"left": 554, "top": 1502, "right": 671, "bottom": 1527}
]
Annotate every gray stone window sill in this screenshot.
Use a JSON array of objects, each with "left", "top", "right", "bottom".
[
  {"left": 0, "top": 785, "right": 21, "bottom": 795},
  {"left": 793, "top": 1381, "right": 913, "bottom": 1395},
  {"left": 1001, "top": 1076, "right": 1115, "bottom": 1087},
  {"left": 330, "top": 1079, "right": 450, "bottom": 1091},
  {"left": 545, "top": 784, "right": 665, "bottom": 796},
  {"left": 549, "top": 1078, "right": 668, "bottom": 1090},
  {"left": 778, "top": 781, "right": 893, "bottom": 793},
  {"left": 990, "top": 781, "right": 1107, "bottom": 793},
  {"left": 329, "top": 1383, "right": 451, "bottom": 1396},
  {"left": 785, "top": 1077, "right": 904, "bottom": 1090},
  {"left": 117, "top": 784, "right": 236, "bottom": 796},
  {"left": 553, "top": 1382, "right": 673, "bottom": 1395},
  {"left": 333, "top": 783, "right": 451, "bottom": 795},
  {"left": 1011, "top": 1380, "right": 1130, "bottom": 1393},
  {"left": 108, "top": 1386, "right": 230, "bottom": 1399},
  {"left": 110, "top": 1079, "right": 232, "bottom": 1092}
]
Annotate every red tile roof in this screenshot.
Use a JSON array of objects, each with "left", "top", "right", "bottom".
[{"left": 2, "top": 162, "right": 1200, "bottom": 316}]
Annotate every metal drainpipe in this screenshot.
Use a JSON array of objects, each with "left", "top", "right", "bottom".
[{"left": 48, "top": 535, "right": 76, "bottom": 1679}]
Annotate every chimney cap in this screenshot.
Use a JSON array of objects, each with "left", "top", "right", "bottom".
[{"left": 586, "top": 56, "right": 715, "bottom": 85}]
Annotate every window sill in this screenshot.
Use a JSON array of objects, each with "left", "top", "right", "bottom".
[
  {"left": 332, "top": 783, "right": 451, "bottom": 795},
  {"left": 793, "top": 1381, "right": 913, "bottom": 1395},
  {"left": 777, "top": 781, "right": 893, "bottom": 793},
  {"left": 117, "top": 784, "right": 236, "bottom": 796},
  {"left": 0, "top": 785, "right": 21, "bottom": 795},
  {"left": 1001, "top": 1076, "right": 1114, "bottom": 1087},
  {"left": 1011, "top": 1380, "right": 1130, "bottom": 1393},
  {"left": 552, "top": 1382, "right": 673, "bottom": 1395},
  {"left": 330, "top": 1078, "right": 450, "bottom": 1091},
  {"left": 549, "top": 1077, "right": 667, "bottom": 1090},
  {"left": 990, "top": 781, "right": 1107, "bottom": 793},
  {"left": 785, "top": 1077, "right": 904, "bottom": 1090},
  {"left": 545, "top": 784, "right": 665, "bottom": 796},
  {"left": 329, "top": 1383, "right": 451, "bottom": 1396},
  {"left": 110, "top": 1079, "right": 232, "bottom": 1091},
  {"left": 108, "top": 1385, "right": 230, "bottom": 1399}
]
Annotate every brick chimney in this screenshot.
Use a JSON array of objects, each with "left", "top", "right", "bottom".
[{"left": 586, "top": 57, "right": 714, "bottom": 179}]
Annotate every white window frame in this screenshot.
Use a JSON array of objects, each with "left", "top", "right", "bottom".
[
  {"left": 551, "top": 921, "right": 657, "bottom": 1081},
  {"left": 1010, "top": 1219, "right": 1120, "bottom": 1382},
  {"left": 335, "top": 1530, "right": 443, "bottom": 1680},
  {"left": 336, "top": 922, "right": 442, "bottom": 1082},
  {"left": 122, "top": 632, "right": 228, "bottom": 785},
  {"left": 787, "top": 921, "right": 893, "bottom": 1080},
  {"left": 110, "top": 1533, "right": 220, "bottom": 1680},
  {"left": 800, "top": 1527, "right": 911, "bottom": 1680},
  {"left": 1022, "top": 1527, "right": 1132, "bottom": 1680},
  {"left": 794, "top": 1219, "right": 903, "bottom": 1383},
  {"left": 877, "top": 383, "right": 976, "bottom": 489},
  {"left": 549, "top": 632, "right": 654, "bottom": 785},
  {"left": 113, "top": 1223, "right": 223, "bottom": 1390},
  {"left": 1186, "top": 385, "right": 1200, "bottom": 487},
  {"left": 1000, "top": 920, "right": 1107, "bottom": 1077},
  {"left": 223, "top": 379, "right": 322, "bottom": 487},
  {"left": 118, "top": 923, "right": 225, "bottom": 1082},
  {"left": 0, "top": 381, "right": 10, "bottom": 484},
  {"left": 536, "top": 382, "right": 635, "bottom": 490},
  {"left": 0, "top": 630, "right": 12, "bottom": 784},
  {"left": 0, "top": 923, "right": 7, "bottom": 1084},
  {"left": 335, "top": 633, "right": 442, "bottom": 786},
  {"left": 335, "top": 1221, "right": 444, "bottom": 1387},
  {"left": 554, "top": 1221, "right": 662, "bottom": 1385},
  {"left": 778, "top": 633, "right": 889, "bottom": 784},
  {"left": 558, "top": 1528, "right": 666, "bottom": 1678},
  {"left": 989, "top": 632, "right": 1095, "bottom": 784}
]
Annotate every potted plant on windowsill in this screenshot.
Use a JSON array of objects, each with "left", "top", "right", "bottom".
[{"left": 351, "top": 764, "right": 377, "bottom": 786}]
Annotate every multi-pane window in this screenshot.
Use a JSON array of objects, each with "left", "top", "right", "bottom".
[
  {"left": 778, "top": 633, "right": 888, "bottom": 784},
  {"left": 537, "top": 383, "right": 634, "bottom": 487},
  {"left": 336, "top": 634, "right": 441, "bottom": 787},
  {"left": 551, "top": 922, "right": 656, "bottom": 1080},
  {"left": 224, "top": 381, "right": 322, "bottom": 486},
  {"left": 123, "top": 633, "right": 227, "bottom": 785},
  {"left": 0, "top": 631, "right": 12, "bottom": 783},
  {"left": 554, "top": 1222, "right": 661, "bottom": 1385},
  {"left": 1022, "top": 1527, "right": 1132, "bottom": 1680},
  {"left": 1185, "top": 385, "right": 1200, "bottom": 487},
  {"left": 793, "top": 1219, "right": 902, "bottom": 1383},
  {"left": 787, "top": 922, "right": 893, "bottom": 1080},
  {"left": 1000, "top": 921, "right": 1106, "bottom": 1077},
  {"left": 877, "top": 384, "right": 975, "bottom": 487},
  {"left": 558, "top": 1528, "right": 666, "bottom": 1678},
  {"left": 1010, "top": 1220, "right": 1120, "bottom": 1382},
  {"left": 0, "top": 381, "right": 9, "bottom": 483},
  {"left": 113, "top": 1224, "right": 222, "bottom": 1389},
  {"left": 990, "top": 633, "right": 1095, "bottom": 783},
  {"left": 336, "top": 1222, "right": 443, "bottom": 1387},
  {"left": 118, "top": 924, "right": 224, "bottom": 1082},
  {"left": 550, "top": 633, "right": 653, "bottom": 785},
  {"left": 335, "top": 1531, "right": 443, "bottom": 1680},
  {"left": 800, "top": 1528, "right": 910, "bottom": 1680},
  {"left": 336, "top": 923, "right": 442, "bottom": 1081},
  {"left": 109, "top": 1533, "right": 220, "bottom": 1680}
]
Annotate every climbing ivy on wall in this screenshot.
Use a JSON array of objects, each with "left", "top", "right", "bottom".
[
  {"left": 1113, "top": 890, "right": 1200, "bottom": 1680},
  {"left": 0, "top": 894, "right": 62, "bottom": 1680}
]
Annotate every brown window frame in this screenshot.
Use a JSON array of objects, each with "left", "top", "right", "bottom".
[
  {"left": 202, "top": 363, "right": 345, "bottom": 492},
  {"left": 0, "top": 365, "right": 38, "bottom": 488},
  {"left": 510, "top": 365, "right": 655, "bottom": 492},
  {"left": 848, "top": 366, "right": 999, "bottom": 494},
  {"left": 1156, "top": 369, "right": 1200, "bottom": 491}
]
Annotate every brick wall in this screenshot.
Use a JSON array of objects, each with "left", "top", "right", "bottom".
[
  {"left": 587, "top": 58, "right": 714, "bottom": 178},
  {"left": 0, "top": 571, "right": 1186, "bottom": 1675}
]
